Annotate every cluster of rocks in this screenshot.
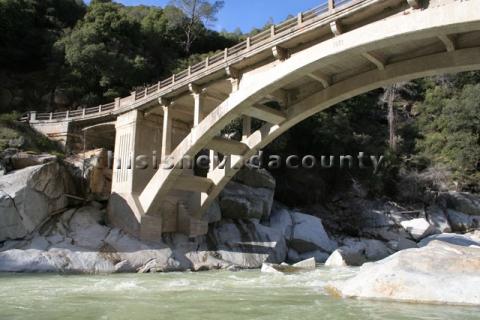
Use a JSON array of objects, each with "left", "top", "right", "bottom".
[
  {"left": 298, "top": 189, "right": 480, "bottom": 269},
  {"left": 0, "top": 148, "right": 57, "bottom": 176},
  {"left": 0, "top": 160, "right": 339, "bottom": 273}
]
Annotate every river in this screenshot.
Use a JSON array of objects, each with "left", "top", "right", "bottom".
[{"left": 0, "top": 267, "right": 478, "bottom": 320}]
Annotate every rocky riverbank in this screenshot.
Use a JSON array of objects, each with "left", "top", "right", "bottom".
[{"left": 1, "top": 150, "right": 480, "bottom": 305}]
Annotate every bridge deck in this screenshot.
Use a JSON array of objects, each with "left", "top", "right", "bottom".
[{"left": 24, "top": 0, "right": 404, "bottom": 124}]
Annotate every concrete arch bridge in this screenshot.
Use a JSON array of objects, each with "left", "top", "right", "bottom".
[{"left": 25, "top": 0, "right": 480, "bottom": 240}]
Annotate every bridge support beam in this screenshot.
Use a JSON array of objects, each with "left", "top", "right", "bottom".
[
  {"left": 189, "top": 84, "right": 205, "bottom": 127},
  {"left": 161, "top": 105, "right": 173, "bottom": 162}
]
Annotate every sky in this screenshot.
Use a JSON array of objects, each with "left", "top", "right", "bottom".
[{"left": 84, "top": 0, "right": 324, "bottom": 32}]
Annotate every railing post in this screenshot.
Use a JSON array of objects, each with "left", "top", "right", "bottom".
[
  {"left": 270, "top": 25, "right": 276, "bottom": 37},
  {"left": 205, "top": 57, "right": 210, "bottom": 67},
  {"left": 328, "top": 0, "right": 335, "bottom": 11},
  {"left": 65, "top": 110, "right": 70, "bottom": 120},
  {"left": 188, "top": 66, "right": 192, "bottom": 76},
  {"left": 157, "top": 81, "right": 161, "bottom": 90},
  {"left": 114, "top": 98, "right": 121, "bottom": 110},
  {"left": 246, "top": 37, "right": 251, "bottom": 49},
  {"left": 49, "top": 112, "right": 53, "bottom": 120},
  {"left": 144, "top": 87, "right": 148, "bottom": 97},
  {"left": 30, "top": 111, "right": 36, "bottom": 122},
  {"left": 224, "top": 48, "right": 228, "bottom": 60},
  {"left": 131, "top": 91, "right": 136, "bottom": 101},
  {"left": 82, "top": 108, "right": 86, "bottom": 118},
  {"left": 172, "top": 74, "right": 176, "bottom": 84},
  {"left": 298, "top": 12, "right": 304, "bottom": 25},
  {"left": 98, "top": 105, "right": 102, "bottom": 112}
]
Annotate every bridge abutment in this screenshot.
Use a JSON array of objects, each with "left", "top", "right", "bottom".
[{"left": 108, "top": 108, "right": 209, "bottom": 240}]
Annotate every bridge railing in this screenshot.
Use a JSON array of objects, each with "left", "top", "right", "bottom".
[
  {"left": 128, "top": 0, "right": 342, "bottom": 101},
  {"left": 26, "top": 0, "right": 354, "bottom": 123},
  {"left": 24, "top": 101, "right": 117, "bottom": 122}
]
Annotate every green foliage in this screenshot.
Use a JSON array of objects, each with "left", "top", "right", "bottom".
[
  {"left": 0, "top": 0, "right": 240, "bottom": 113},
  {"left": 416, "top": 81, "right": 480, "bottom": 189},
  {"left": 60, "top": 1, "right": 149, "bottom": 104},
  {"left": 0, "top": 112, "right": 62, "bottom": 153}
]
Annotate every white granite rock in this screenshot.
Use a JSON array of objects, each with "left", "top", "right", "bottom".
[{"left": 328, "top": 240, "right": 480, "bottom": 305}]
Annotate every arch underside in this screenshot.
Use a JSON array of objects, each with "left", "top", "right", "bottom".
[{"left": 137, "top": 0, "right": 480, "bottom": 226}]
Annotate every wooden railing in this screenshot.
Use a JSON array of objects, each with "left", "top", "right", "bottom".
[{"left": 24, "top": 0, "right": 363, "bottom": 123}]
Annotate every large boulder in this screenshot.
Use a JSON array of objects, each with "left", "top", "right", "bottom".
[
  {"left": 400, "top": 218, "right": 436, "bottom": 241},
  {"left": 325, "top": 247, "right": 366, "bottom": 267},
  {"left": 0, "top": 248, "right": 118, "bottom": 273},
  {"left": 64, "top": 149, "right": 112, "bottom": 201},
  {"left": 438, "top": 192, "right": 480, "bottom": 216},
  {"left": 418, "top": 233, "right": 480, "bottom": 248},
  {"left": 68, "top": 206, "right": 110, "bottom": 250},
  {"left": 261, "top": 258, "right": 316, "bottom": 274},
  {"left": 0, "top": 162, "right": 75, "bottom": 242},
  {"left": 207, "top": 219, "right": 287, "bottom": 268},
  {"left": 426, "top": 205, "right": 452, "bottom": 233},
  {"left": 10, "top": 152, "right": 57, "bottom": 170},
  {"left": 446, "top": 209, "right": 480, "bottom": 232},
  {"left": 289, "top": 211, "right": 337, "bottom": 253},
  {"left": 233, "top": 166, "right": 276, "bottom": 190},
  {"left": 204, "top": 200, "right": 222, "bottom": 224},
  {"left": 219, "top": 181, "right": 274, "bottom": 220},
  {"left": 269, "top": 204, "right": 337, "bottom": 261},
  {"left": 325, "top": 238, "right": 393, "bottom": 267},
  {"left": 104, "top": 229, "right": 181, "bottom": 273},
  {"left": 328, "top": 240, "right": 480, "bottom": 305}
]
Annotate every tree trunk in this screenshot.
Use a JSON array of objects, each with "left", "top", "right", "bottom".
[
  {"left": 185, "top": 0, "right": 198, "bottom": 54},
  {"left": 387, "top": 84, "right": 398, "bottom": 152}
]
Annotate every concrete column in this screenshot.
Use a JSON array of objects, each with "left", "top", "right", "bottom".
[
  {"left": 242, "top": 116, "right": 251, "bottom": 141},
  {"left": 226, "top": 66, "right": 241, "bottom": 92},
  {"left": 161, "top": 105, "right": 172, "bottom": 162},
  {"left": 209, "top": 149, "right": 218, "bottom": 171},
  {"left": 190, "top": 85, "right": 205, "bottom": 127},
  {"left": 193, "top": 93, "right": 202, "bottom": 126}
]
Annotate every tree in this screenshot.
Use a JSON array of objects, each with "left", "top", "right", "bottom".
[
  {"left": 0, "top": 0, "right": 86, "bottom": 112},
  {"left": 61, "top": 0, "right": 149, "bottom": 105},
  {"left": 416, "top": 81, "right": 480, "bottom": 189},
  {"left": 168, "top": 0, "right": 224, "bottom": 54},
  {"left": 380, "top": 82, "right": 417, "bottom": 153}
]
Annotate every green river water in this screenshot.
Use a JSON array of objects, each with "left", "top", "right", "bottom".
[{"left": 0, "top": 267, "right": 478, "bottom": 320}]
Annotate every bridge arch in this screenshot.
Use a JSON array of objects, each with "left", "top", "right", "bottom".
[{"left": 133, "top": 0, "right": 480, "bottom": 231}]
